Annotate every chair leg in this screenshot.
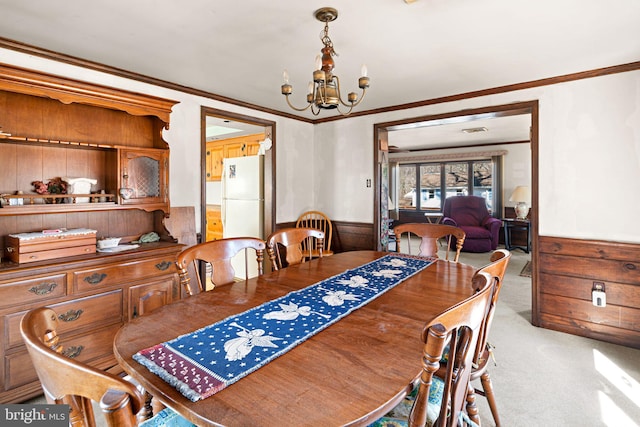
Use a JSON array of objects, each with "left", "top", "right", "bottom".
[
  {"left": 480, "top": 371, "right": 501, "bottom": 427},
  {"left": 466, "top": 381, "right": 481, "bottom": 426}
]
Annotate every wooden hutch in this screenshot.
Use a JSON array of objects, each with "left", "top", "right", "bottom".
[{"left": 0, "top": 64, "right": 183, "bottom": 403}]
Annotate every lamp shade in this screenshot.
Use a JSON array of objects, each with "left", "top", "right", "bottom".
[{"left": 509, "top": 186, "right": 531, "bottom": 203}]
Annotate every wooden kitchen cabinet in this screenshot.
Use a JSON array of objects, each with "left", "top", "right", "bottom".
[
  {"left": 206, "top": 206, "right": 223, "bottom": 241},
  {"left": 205, "top": 133, "right": 264, "bottom": 181},
  {"left": 0, "top": 63, "right": 184, "bottom": 403},
  {"left": 206, "top": 143, "right": 225, "bottom": 181}
]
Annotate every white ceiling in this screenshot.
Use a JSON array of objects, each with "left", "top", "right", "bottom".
[
  {"left": 0, "top": 0, "right": 638, "bottom": 147},
  {"left": 388, "top": 114, "right": 531, "bottom": 151}
]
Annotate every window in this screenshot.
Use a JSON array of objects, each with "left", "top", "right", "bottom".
[{"left": 398, "top": 158, "right": 499, "bottom": 214}]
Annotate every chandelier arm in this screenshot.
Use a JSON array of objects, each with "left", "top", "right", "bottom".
[
  {"left": 284, "top": 95, "right": 312, "bottom": 112},
  {"left": 310, "top": 103, "right": 322, "bottom": 116},
  {"left": 335, "top": 104, "right": 356, "bottom": 116},
  {"left": 316, "top": 80, "right": 328, "bottom": 106},
  {"left": 332, "top": 75, "right": 347, "bottom": 106},
  {"left": 333, "top": 75, "right": 365, "bottom": 108}
]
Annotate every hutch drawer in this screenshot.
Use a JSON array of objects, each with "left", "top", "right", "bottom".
[
  {"left": 4, "top": 324, "right": 120, "bottom": 390},
  {"left": 74, "top": 255, "right": 177, "bottom": 292},
  {"left": 3, "top": 290, "right": 123, "bottom": 350},
  {"left": 0, "top": 274, "right": 67, "bottom": 309}
]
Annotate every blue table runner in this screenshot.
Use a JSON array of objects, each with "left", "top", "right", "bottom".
[{"left": 133, "top": 254, "right": 433, "bottom": 401}]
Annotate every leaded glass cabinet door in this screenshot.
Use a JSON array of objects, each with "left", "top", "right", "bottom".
[{"left": 119, "top": 148, "right": 169, "bottom": 212}]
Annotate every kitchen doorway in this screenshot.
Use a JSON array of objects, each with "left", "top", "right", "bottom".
[{"left": 200, "top": 107, "right": 276, "bottom": 246}]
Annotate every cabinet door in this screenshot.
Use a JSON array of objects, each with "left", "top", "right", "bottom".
[
  {"left": 207, "top": 144, "right": 224, "bottom": 181},
  {"left": 119, "top": 148, "right": 169, "bottom": 207},
  {"left": 245, "top": 143, "right": 261, "bottom": 156},
  {"left": 206, "top": 207, "right": 223, "bottom": 241},
  {"left": 224, "top": 142, "right": 244, "bottom": 158},
  {"left": 128, "top": 276, "right": 179, "bottom": 319}
]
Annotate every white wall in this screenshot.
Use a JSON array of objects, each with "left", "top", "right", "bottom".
[
  {"left": 3, "top": 48, "right": 639, "bottom": 243},
  {"left": 313, "top": 70, "right": 640, "bottom": 244}
]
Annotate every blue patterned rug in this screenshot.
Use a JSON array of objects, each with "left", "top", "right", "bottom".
[{"left": 133, "top": 254, "right": 434, "bottom": 401}]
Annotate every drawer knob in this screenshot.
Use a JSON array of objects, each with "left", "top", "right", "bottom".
[
  {"left": 58, "top": 309, "right": 84, "bottom": 322},
  {"left": 63, "top": 345, "right": 84, "bottom": 359},
  {"left": 155, "top": 261, "right": 172, "bottom": 271},
  {"left": 84, "top": 273, "right": 107, "bottom": 285},
  {"left": 28, "top": 282, "right": 57, "bottom": 295}
]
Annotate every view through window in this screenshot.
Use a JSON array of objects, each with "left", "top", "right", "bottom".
[{"left": 399, "top": 159, "right": 496, "bottom": 214}]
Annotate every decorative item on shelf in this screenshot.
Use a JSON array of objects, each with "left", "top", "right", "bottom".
[
  {"left": 9, "top": 191, "right": 24, "bottom": 206},
  {"left": 97, "top": 237, "right": 121, "bottom": 249},
  {"left": 31, "top": 177, "right": 68, "bottom": 204},
  {"left": 119, "top": 187, "right": 134, "bottom": 200},
  {"left": 98, "top": 189, "right": 107, "bottom": 203},
  {"left": 509, "top": 185, "right": 531, "bottom": 220},
  {"left": 281, "top": 7, "right": 370, "bottom": 116},
  {"left": 119, "top": 167, "right": 134, "bottom": 200},
  {"left": 63, "top": 177, "right": 97, "bottom": 203}
]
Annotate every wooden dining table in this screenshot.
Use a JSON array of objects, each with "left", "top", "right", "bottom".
[{"left": 113, "top": 250, "right": 477, "bottom": 427}]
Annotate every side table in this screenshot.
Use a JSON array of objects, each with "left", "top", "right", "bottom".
[
  {"left": 502, "top": 218, "right": 531, "bottom": 253},
  {"left": 424, "top": 212, "right": 443, "bottom": 224}
]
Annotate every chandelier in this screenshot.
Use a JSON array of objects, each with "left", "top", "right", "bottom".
[{"left": 281, "top": 7, "right": 370, "bottom": 116}]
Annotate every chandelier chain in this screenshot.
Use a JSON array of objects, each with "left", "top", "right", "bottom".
[{"left": 321, "top": 22, "right": 336, "bottom": 56}]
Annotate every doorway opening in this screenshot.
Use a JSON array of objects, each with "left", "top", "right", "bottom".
[
  {"left": 200, "top": 107, "right": 276, "bottom": 246},
  {"left": 374, "top": 100, "right": 540, "bottom": 323}
]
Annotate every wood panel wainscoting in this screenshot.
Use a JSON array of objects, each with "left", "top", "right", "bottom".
[{"left": 537, "top": 236, "right": 640, "bottom": 349}]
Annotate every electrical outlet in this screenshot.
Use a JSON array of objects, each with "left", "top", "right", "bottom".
[
  {"left": 592, "top": 290, "right": 606, "bottom": 307},
  {"left": 366, "top": 179, "right": 371, "bottom": 188}
]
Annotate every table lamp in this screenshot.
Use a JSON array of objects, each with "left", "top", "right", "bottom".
[{"left": 509, "top": 186, "right": 531, "bottom": 220}]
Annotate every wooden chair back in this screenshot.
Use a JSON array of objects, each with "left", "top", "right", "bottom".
[
  {"left": 295, "top": 210, "right": 334, "bottom": 256},
  {"left": 393, "top": 223, "right": 466, "bottom": 262},
  {"left": 409, "top": 272, "right": 494, "bottom": 427},
  {"left": 176, "top": 237, "right": 265, "bottom": 295},
  {"left": 266, "top": 227, "right": 324, "bottom": 270},
  {"left": 473, "top": 249, "right": 511, "bottom": 363},
  {"left": 20, "top": 307, "right": 144, "bottom": 427}
]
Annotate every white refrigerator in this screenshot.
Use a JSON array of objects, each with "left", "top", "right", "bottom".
[{"left": 221, "top": 155, "right": 264, "bottom": 279}]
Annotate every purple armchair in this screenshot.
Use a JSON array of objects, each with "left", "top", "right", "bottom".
[{"left": 442, "top": 196, "right": 501, "bottom": 253}]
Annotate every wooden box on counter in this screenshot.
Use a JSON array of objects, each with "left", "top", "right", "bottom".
[{"left": 5, "top": 229, "right": 97, "bottom": 264}]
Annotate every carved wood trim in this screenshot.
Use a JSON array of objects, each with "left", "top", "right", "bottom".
[{"left": 0, "top": 63, "right": 178, "bottom": 126}]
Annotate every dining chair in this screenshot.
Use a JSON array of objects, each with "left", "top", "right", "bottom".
[
  {"left": 372, "top": 271, "right": 494, "bottom": 427},
  {"left": 266, "top": 227, "right": 324, "bottom": 270},
  {"left": 393, "top": 223, "right": 466, "bottom": 262},
  {"left": 295, "top": 210, "right": 334, "bottom": 257},
  {"left": 20, "top": 307, "right": 193, "bottom": 427},
  {"left": 176, "top": 237, "right": 266, "bottom": 295},
  {"left": 464, "top": 248, "right": 512, "bottom": 426}
]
